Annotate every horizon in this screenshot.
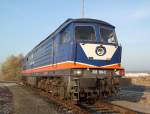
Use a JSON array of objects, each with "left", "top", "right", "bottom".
[{"left": 0, "top": 0, "right": 150, "bottom": 71}]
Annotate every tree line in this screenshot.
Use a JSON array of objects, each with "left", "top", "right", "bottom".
[{"left": 0, "top": 54, "right": 23, "bottom": 81}]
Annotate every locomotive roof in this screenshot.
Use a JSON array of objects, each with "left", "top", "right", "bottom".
[
  {"left": 26, "top": 18, "right": 115, "bottom": 57},
  {"left": 70, "top": 18, "right": 115, "bottom": 28}
]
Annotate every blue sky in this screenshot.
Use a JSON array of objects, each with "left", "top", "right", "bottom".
[{"left": 0, "top": 0, "right": 150, "bottom": 71}]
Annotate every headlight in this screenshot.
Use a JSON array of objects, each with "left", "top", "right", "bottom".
[
  {"left": 76, "top": 70, "right": 82, "bottom": 75},
  {"left": 73, "top": 70, "right": 82, "bottom": 75},
  {"left": 92, "top": 70, "right": 98, "bottom": 74},
  {"left": 99, "top": 70, "right": 107, "bottom": 75}
]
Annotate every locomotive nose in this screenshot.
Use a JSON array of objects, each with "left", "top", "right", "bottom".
[{"left": 79, "top": 43, "right": 117, "bottom": 61}]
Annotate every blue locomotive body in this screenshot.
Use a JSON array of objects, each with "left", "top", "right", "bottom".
[{"left": 22, "top": 18, "right": 123, "bottom": 76}]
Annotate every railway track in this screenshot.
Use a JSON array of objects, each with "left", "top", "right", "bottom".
[
  {"left": 79, "top": 103, "right": 121, "bottom": 114},
  {"left": 79, "top": 101, "right": 142, "bottom": 114},
  {"left": 20, "top": 84, "right": 145, "bottom": 114}
]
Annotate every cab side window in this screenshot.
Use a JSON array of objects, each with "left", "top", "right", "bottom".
[{"left": 60, "top": 30, "right": 70, "bottom": 44}]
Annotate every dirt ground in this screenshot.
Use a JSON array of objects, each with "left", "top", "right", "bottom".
[
  {"left": 0, "top": 83, "right": 59, "bottom": 114},
  {"left": 0, "top": 84, "right": 13, "bottom": 114},
  {"left": 1, "top": 79, "right": 150, "bottom": 114}
]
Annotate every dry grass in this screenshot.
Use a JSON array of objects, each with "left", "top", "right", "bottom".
[
  {"left": 0, "top": 69, "right": 4, "bottom": 81},
  {"left": 120, "top": 76, "right": 150, "bottom": 87},
  {"left": 131, "top": 76, "right": 150, "bottom": 86}
]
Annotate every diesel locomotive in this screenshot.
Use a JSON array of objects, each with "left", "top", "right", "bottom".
[{"left": 22, "top": 18, "right": 124, "bottom": 103}]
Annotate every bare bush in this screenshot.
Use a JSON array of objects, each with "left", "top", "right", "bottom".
[
  {"left": 0, "top": 54, "right": 23, "bottom": 81},
  {"left": 0, "top": 64, "right": 3, "bottom": 80}
]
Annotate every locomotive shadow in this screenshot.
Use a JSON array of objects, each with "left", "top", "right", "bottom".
[{"left": 112, "top": 78, "right": 149, "bottom": 103}]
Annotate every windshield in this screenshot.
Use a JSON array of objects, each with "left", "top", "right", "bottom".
[
  {"left": 100, "top": 28, "right": 117, "bottom": 44},
  {"left": 75, "top": 26, "right": 95, "bottom": 41}
]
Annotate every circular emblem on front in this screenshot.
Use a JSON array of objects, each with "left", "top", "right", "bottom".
[{"left": 96, "top": 46, "right": 106, "bottom": 56}]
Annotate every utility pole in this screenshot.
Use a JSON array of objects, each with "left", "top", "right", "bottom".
[{"left": 81, "top": 0, "right": 85, "bottom": 18}]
